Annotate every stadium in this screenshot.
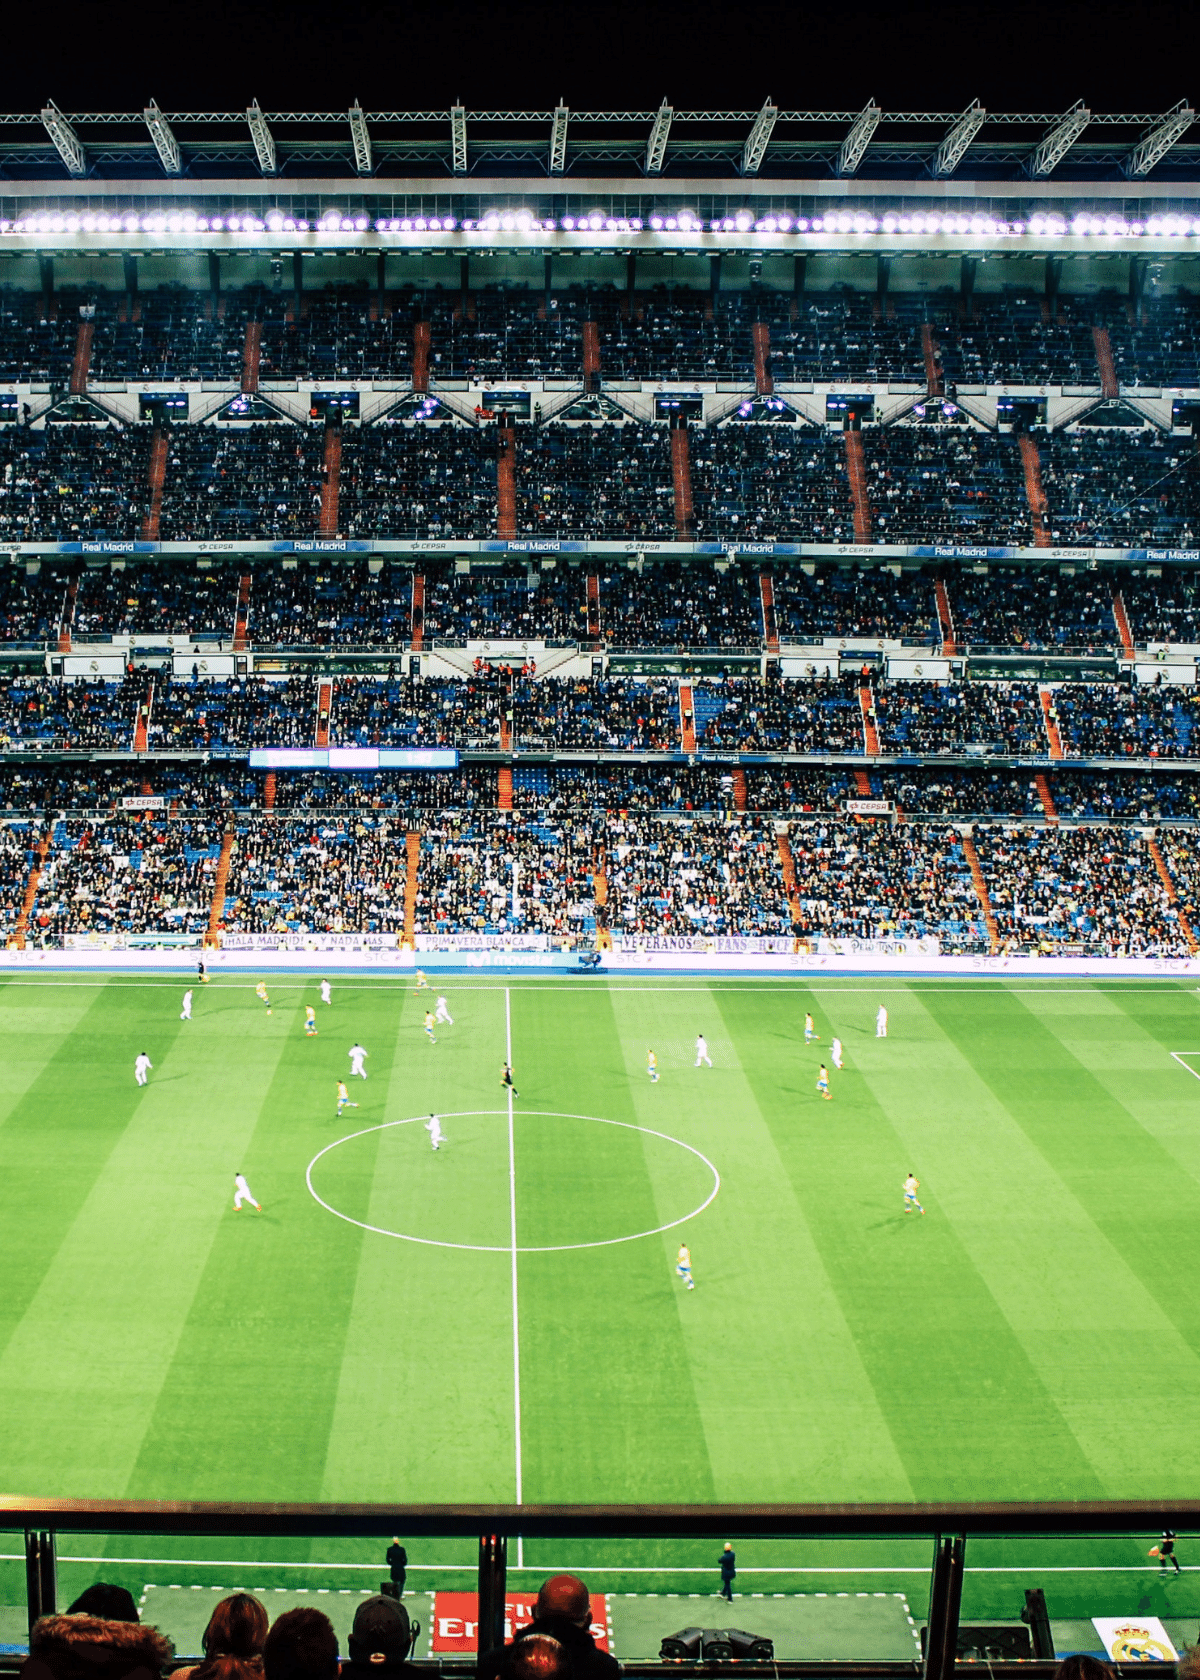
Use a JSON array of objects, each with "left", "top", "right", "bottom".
[{"left": 3, "top": 77, "right": 1200, "bottom": 1680}]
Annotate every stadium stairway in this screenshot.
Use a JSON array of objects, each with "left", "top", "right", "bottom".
[
  {"left": 582, "top": 320, "right": 601, "bottom": 393},
  {"left": 859, "top": 686, "right": 880, "bottom": 755},
  {"left": 140, "top": 426, "right": 169, "bottom": 541},
  {"left": 133, "top": 683, "right": 152, "bottom": 753},
  {"left": 315, "top": 680, "right": 333, "bottom": 748},
  {"left": 1112, "top": 585, "right": 1136, "bottom": 659},
  {"left": 775, "top": 825, "right": 805, "bottom": 932},
  {"left": 921, "top": 323, "right": 944, "bottom": 397},
  {"left": 410, "top": 573, "right": 426, "bottom": 649},
  {"left": 498, "top": 766, "right": 513, "bottom": 809},
  {"left": 1148, "top": 835, "right": 1199, "bottom": 952},
  {"left": 1093, "top": 324, "right": 1120, "bottom": 398},
  {"left": 854, "top": 768, "right": 873, "bottom": 796},
  {"left": 1035, "top": 772, "right": 1059, "bottom": 822},
  {"left": 413, "top": 320, "right": 431, "bottom": 393},
  {"left": 843, "top": 430, "right": 873, "bottom": 542},
  {"left": 318, "top": 413, "right": 342, "bottom": 537},
  {"left": 962, "top": 834, "right": 1001, "bottom": 952},
  {"left": 232, "top": 574, "right": 251, "bottom": 651},
  {"left": 241, "top": 320, "right": 262, "bottom": 392},
  {"left": 586, "top": 573, "right": 600, "bottom": 640},
  {"left": 759, "top": 573, "right": 779, "bottom": 650},
  {"left": 678, "top": 683, "right": 698, "bottom": 752},
  {"left": 57, "top": 577, "right": 78, "bottom": 652},
  {"left": 402, "top": 831, "right": 420, "bottom": 947},
  {"left": 13, "top": 829, "right": 51, "bottom": 950},
  {"left": 1018, "top": 434, "right": 1053, "bottom": 547},
  {"left": 69, "top": 317, "right": 94, "bottom": 395},
  {"left": 934, "top": 578, "right": 957, "bottom": 653},
  {"left": 670, "top": 423, "right": 695, "bottom": 538},
  {"left": 497, "top": 425, "right": 517, "bottom": 539},
  {"left": 263, "top": 771, "right": 276, "bottom": 810},
  {"left": 752, "top": 321, "right": 773, "bottom": 395},
  {"left": 591, "top": 840, "right": 612, "bottom": 949},
  {"left": 732, "top": 767, "right": 747, "bottom": 810},
  {"left": 205, "top": 828, "right": 234, "bottom": 945},
  {"left": 1039, "top": 687, "right": 1065, "bottom": 759}
]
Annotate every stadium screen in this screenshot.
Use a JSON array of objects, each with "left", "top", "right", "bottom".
[
  {"left": 249, "top": 748, "right": 459, "bottom": 769},
  {"left": 309, "top": 391, "right": 361, "bottom": 419},
  {"left": 826, "top": 393, "right": 875, "bottom": 422},
  {"left": 0, "top": 393, "right": 17, "bottom": 422},
  {"left": 654, "top": 392, "right": 704, "bottom": 419},
  {"left": 482, "top": 390, "right": 532, "bottom": 419},
  {"left": 139, "top": 392, "right": 190, "bottom": 419}
]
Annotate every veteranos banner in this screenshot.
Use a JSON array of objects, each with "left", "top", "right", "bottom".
[{"left": 612, "top": 934, "right": 940, "bottom": 957}]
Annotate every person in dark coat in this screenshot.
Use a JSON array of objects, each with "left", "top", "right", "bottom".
[
  {"left": 385, "top": 1540, "right": 408, "bottom": 1595},
  {"left": 478, "top": 1576, "right": 617, "bottom": 1680},
  {"left": 719, "top": 1544, "right": 736, "bottom": 1602}
]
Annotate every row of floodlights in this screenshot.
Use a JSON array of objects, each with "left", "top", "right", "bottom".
[{"left": 3, "top": 209, "right": 1200, "bottom": 238}]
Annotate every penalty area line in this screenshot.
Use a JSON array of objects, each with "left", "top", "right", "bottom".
[{"left": 5, "top": 1556, "right": 1193, "bottom": 1577}]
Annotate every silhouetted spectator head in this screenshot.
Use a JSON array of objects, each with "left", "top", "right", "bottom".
[
  {"left": 346, "top": 1595, "right": 417, "bottom": 1670},
  {"left": 262, "top": 1609, "right": 338, "bottom": 1680},
  {"left": 203, "top": 1596, "right": 269, "bottom": 1660},
  {"left": 499, "top": 1636, "right": 571, "bottom": 1680},
  {"left": 1054, "top": 1659, "right": 1115, "bottom": 1680},
  {"left": 27, "top": 1614, "right": 172, "bottom": 1680},
  {"left": 66, "top": 1587, "right": 140, "bottom": 1623},
  {"left": 534, "top": 1578, "right": 591, "bottom": 1629}
]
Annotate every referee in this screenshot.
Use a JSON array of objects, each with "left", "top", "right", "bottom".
[{"left": 1158, "top": 1531, "right": 1182, "bottom": 1575}]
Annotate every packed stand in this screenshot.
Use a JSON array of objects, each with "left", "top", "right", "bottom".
[
  {"left": 947, "top": 567, "right": 1118, "bottom": 651},
  {"left": 606, "top": 813, "right": 791, "bottom": 936},
  {"left": 423, "top": 562, "right": 585, "bottom": 642},
  {"left": 0, "top": 425, "right": 152, "bottom": 543},
  {"left": 249, "top": 561, "right": 413, "bottom": 648},
  {"left": 513, "top": 762, "right": 742, "bottom": 813},
  {"left": 694, "top": 675, "right": 865, "bottom": 752},
  {"left": 1048, "top": 768, "right": 1200, "bottom": 821},
  {"left": 1050, "top": 681, "right": 1200, "bottom": 757},
  {"left": 772, "top": 563, "right": 937, "bottom": 643},
  {"left": 1041, "top": 429, "right": 1200, "bottom": 548},
  {"left": 975, "top": 825, "right": 1190, "bottom": 954},
  {"left": 332, "top": 675, "right": 500, "bottom": 747},
  {"left": 147, "top": 675, "right": 315, "bottom": 750},
  {"left": 0, "top": 675, "right": 140, "bottom": 750},
  {"left": 157, "top": 424, "right": 326, "bottom": 541},
  {"left": 511, "top": 676, "right": 680, "bottom": 750},
  {"left": 339, "top": 423, "right": 497, "bottom": 540},
  {"left": 0, "top": 817, "right": 41, "bottom": 939},
  {"left": 936, "top": 294, "right": 1109, "bottom": 387},
  {"left": 74, "top": 561, "right": 241, "bottom": 640},
  {"left": 259, "top": 289, "right": 416, "bottom": 381},
  {"left": 271, "top": 764, "right": 498, "bottom": 811},
  {"left": 874, "top": 679, "right": 1048, "bottom": 755},
  {"left": 689, "top": 427, "right": 854, "bottom": 543},
  {"left": 601, "top": 561, "right": 761, "bottom": 648},
  {"left": 520, "top": 422, "right": 674, "bottom": 540},
  {"left": 221, "top": 814, "right": 406, "bottom": 935},
  {"left": 868, "top": 429, "right": 1030, "bottom": 548},
  {"left": 1121, "top": 571, "right": 1200, "bottom": 645},
  {"left": 30, "top": 813, "right": 221, "bottom": 940},
  {"left": 415, "top": 806, "right": 604, "bottom": 940},
  {"left": 426, "top": 287, "right": 591, "bottom": 381},
  {"left": 788, "top": 820, "right": 988, "bottom": 950},
  {"left": 0, "top": 562, "right": 73, "bottom": 642}
]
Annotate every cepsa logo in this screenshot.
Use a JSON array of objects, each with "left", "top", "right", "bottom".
[{"left": 432, "top": 1594, "right": 609, "bottom": 1653}]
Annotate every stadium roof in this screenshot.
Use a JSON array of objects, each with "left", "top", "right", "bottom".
[{"left": 7, "top": 101, "right": 1200, "bottom": 184}]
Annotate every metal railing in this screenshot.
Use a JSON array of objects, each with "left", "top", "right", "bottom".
[{"left": 2, "top": 1498, "right": 1197, "bottom": 1678}]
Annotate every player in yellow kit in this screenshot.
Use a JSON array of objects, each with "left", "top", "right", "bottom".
[
  {"left": 304, "top": 1005, "right": 318, "bottom": 1037},
  {"left": 647, "top": 1049, "right": 658, "bottom": 1083},
  {"left": 255, "top": 981, "right": 271, "bottom": 1016},
  {"left": 675, "top": 1244, "right": 695, "bottom": 1290},
  {"left": 336, "top": 1080, "right": 359, "bottom": 1119},
  {"left": 423, "top": 1010, "right": 437, "bottom": 1043}
]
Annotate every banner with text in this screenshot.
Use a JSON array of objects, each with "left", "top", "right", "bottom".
[{"left": 431, "top": 1594, "right": 608, "bottom": 1655}]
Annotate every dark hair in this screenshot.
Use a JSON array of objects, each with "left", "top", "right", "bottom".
[
  {"left": 203, "top": 1597, "right": 269, "bottom": 1661},
  {"left": 500, "top": 1636, "right": 571, "bottom": 1680},
  {"left": 66, "top": 1586, "right": 139, "bottom": 1623},
  {"left": 1054, "top": 1659, "right": 1116, "bottom": 1680},
  {"left": 262, "top": 1610, "right": 338, "bottom": 1680},
  {"left": 193, "top": 1657, "right": 263, "bottom": 1680}
]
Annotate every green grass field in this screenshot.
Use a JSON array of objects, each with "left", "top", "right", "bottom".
[
  {"left": 4, "top": 971, "right": 1200, "bottom": 1640},
  {"left": 4, "top": 971, "right": 1200, "bottom": 1507}
]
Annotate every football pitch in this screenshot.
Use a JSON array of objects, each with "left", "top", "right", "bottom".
[{"left": 4, "top": 970, "right": 1200, "bottom": 1518}]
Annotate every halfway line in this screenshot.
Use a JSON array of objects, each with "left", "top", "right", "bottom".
[{"left": 506, "top": 985, "right": 524, "bottom": 1564}]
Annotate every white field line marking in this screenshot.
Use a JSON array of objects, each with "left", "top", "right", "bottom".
[
  {"left": 3, "top": 1555, "right": 1194, "bottom": 1576},
  {"left": 3, "top": 979, "right": 1199, "bottom": 994},
  {"left": 306, "top": 1112, "right": 720, "bottom": 1253},
  {"left": 507, "top": 986, "right": 524, "bottom": 1556},
  {"left": 1170, "top": 1051, "right": 1200, "bottom": 1081}
]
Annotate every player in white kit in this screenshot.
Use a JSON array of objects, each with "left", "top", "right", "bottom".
[
  {"left": 695, "top": 1033, "right": 712, "bottom": 1067},
  {"left": 349, "top": 1043, "right": 368, "bottom": 1079},
  {"left": 180, "top": 990, "right": 192, "bottom": 1020},
  {"left": 425, "top": 1114, "right": 444, "bottom": 1151},
  {"left": 831, "top": 1037, "right": 843, "bottom": 1069},
  {"left": 434, "top": 996, "right": 453, "bottom": 1025},
  {"left": 233, "top": 1172, "right": 262, "bottom": 1212},
  {"left": 320, "top": 980, "right": 332, "bottom": 1006},
  {"left": 134, "top": 1052, "right": 153, "bottom": 1086},
  {"left": 876, "top": 1005, "right": 888, "bottom": 1038}
]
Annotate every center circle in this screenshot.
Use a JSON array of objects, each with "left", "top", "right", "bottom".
[{"left": 306, "top": 1110, "right": 721, "bottom": 1253}]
